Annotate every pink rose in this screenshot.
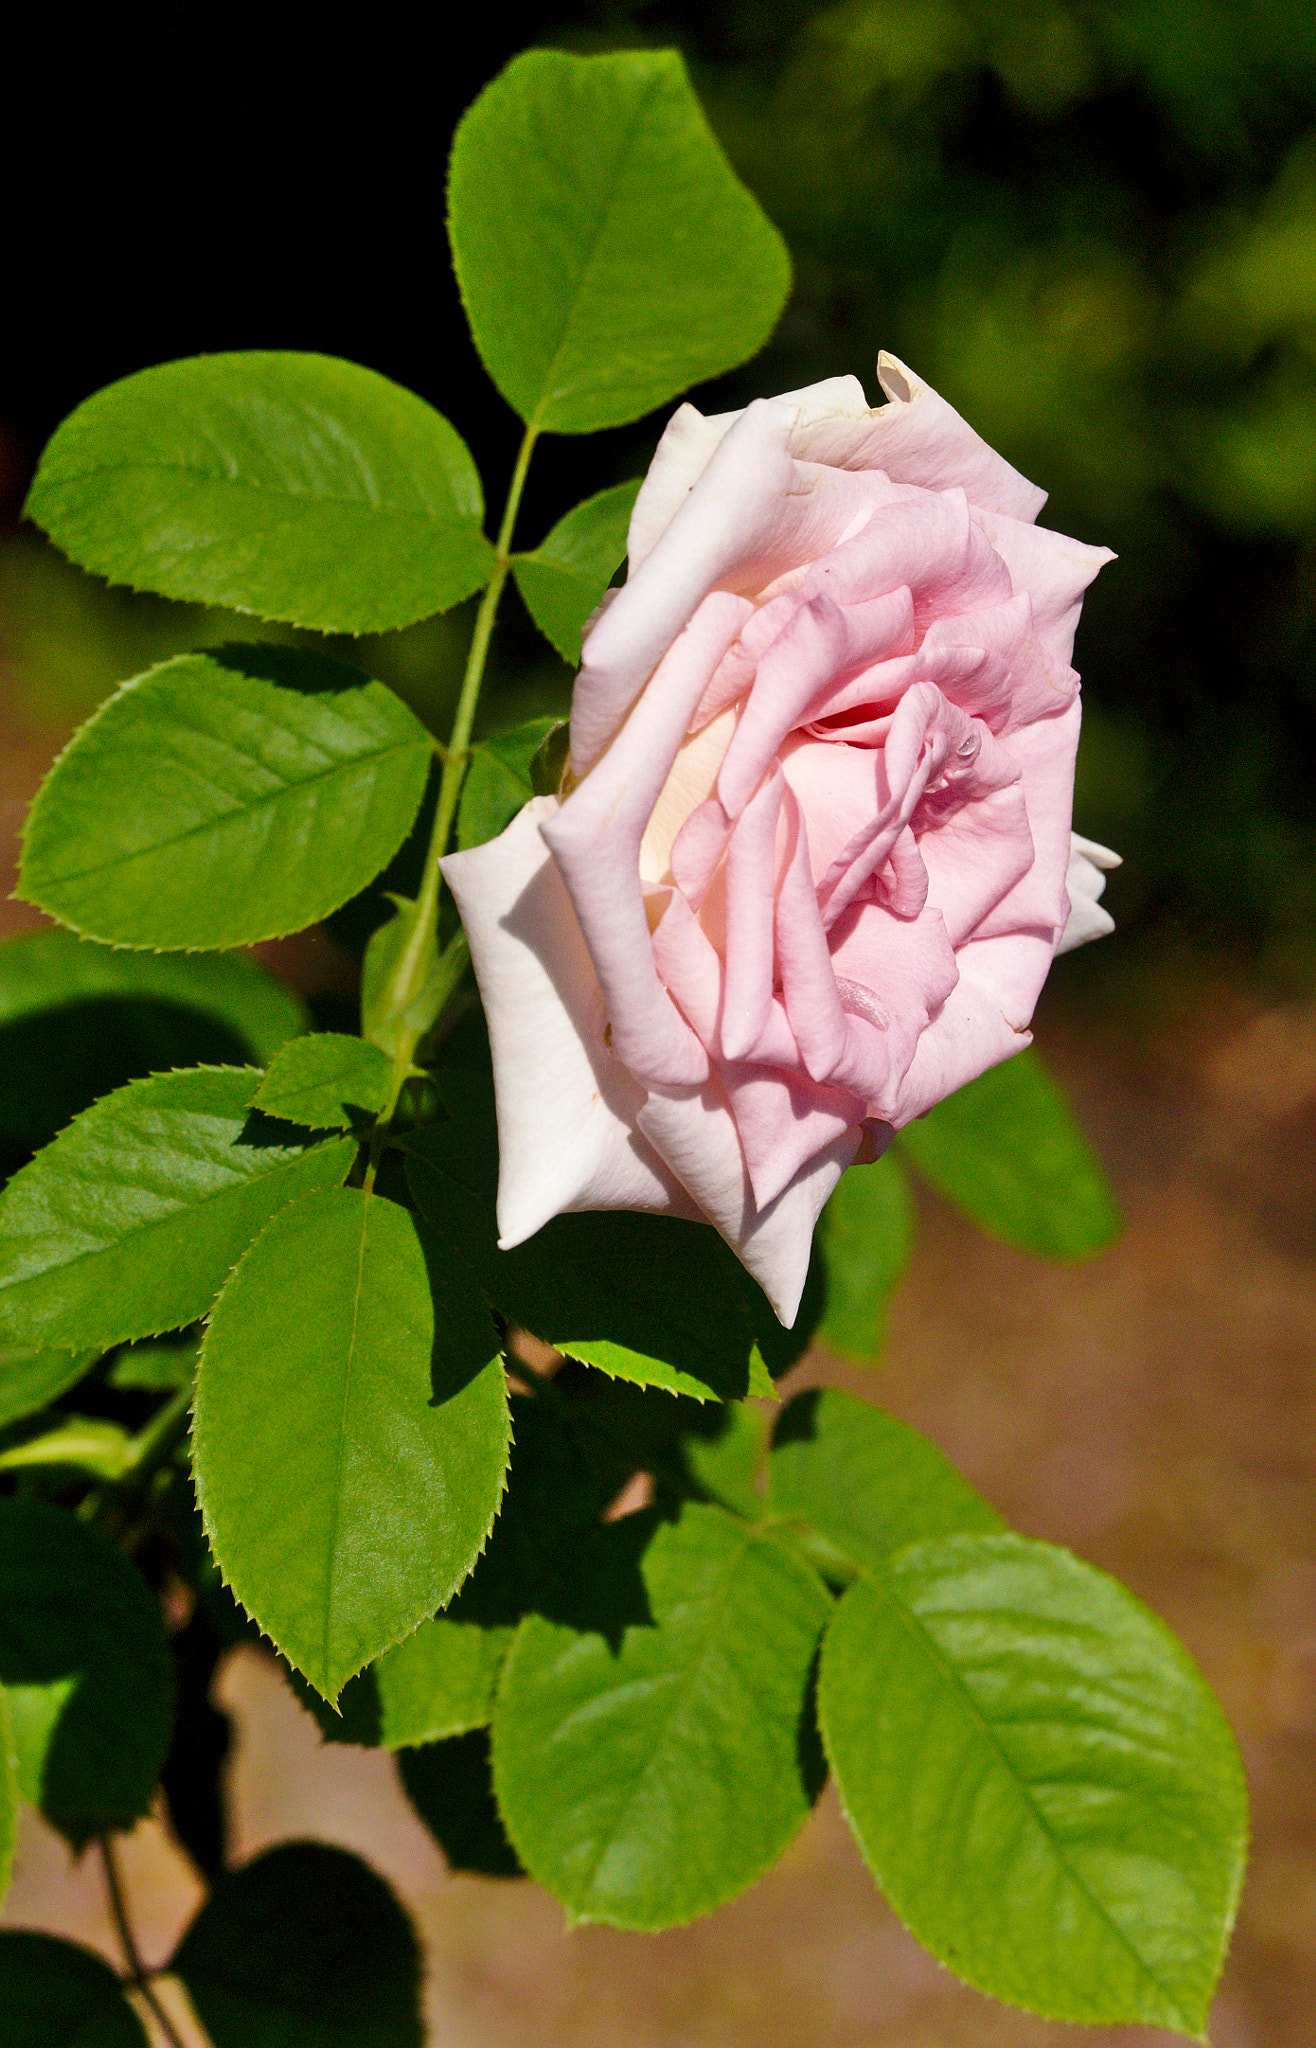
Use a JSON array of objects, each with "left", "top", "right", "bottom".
[{"left": 441, "top": 357, "right": 1116, "bottom": 1324}]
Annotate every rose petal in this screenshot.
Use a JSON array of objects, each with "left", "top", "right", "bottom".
[
  {"left": 637, "top": 1078, "right": 860, "bottom": 1323},
  {"left": 574, "top": 404, "right": 884, "bottom": 774},
  {"left": 787, "top": 354, "right": 1048, "bottom": 521},
  {"left": 1057, "top": 833, "right": 1121, "bottom": 952},
  {"left": 971, "top": 507, "right": 1115, "bottom": 669},
  {"left": 548, "top": 592, "right": 752, "bottom": 1088},
  {"left": 439, "top": 801, "right": 694, "bottom": 1247}
]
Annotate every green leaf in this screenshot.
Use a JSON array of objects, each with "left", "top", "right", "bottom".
[
  {"left": 819, "top": 1534, "right": 1248, "bottom": 2037},
  {"left": 0, "top": 1068, "right": 354, "bottom": 1353},
  {"left": 448, "top": 49, "right": 791, "bottom": 435},
  {"left": 897, "top": 1050, "right": 1121, "bottom": 1258},
  {"left": 26, "top": 351, "right": 495, "bottom": 634},
  {"left": 682, "top": 1400, "right": 772, "bottom": 1520},
  {"left": 512, "top": 481, "right": 640, "bottom": 663},
  {"left": 193, "top": 1187, "right": 509, "bottom": 1699},
  {"left": 817, "top": 1153, "right": 914, "bottom": 1361},
  {"left": 0, "top": 1929, "right": 150, "bottom": 2047},
  {"left": 399, "top": 1729, "right": 524, "bottom": 1878},
  {"left": 0, "top": 1346, "right": 100, "bottom": 1430},
  {"left": 0, "top": 1687, "right": 16, "bottom": 1908},
  {"left": 107, "top": 1333, "right": 198, "bottom": 1392},
  {"left": 0, "top": 1415, "right": 133, "bottom": 1481},
  {"left": 0, "top": 934, "right": 307, "bottom": 1166},
  {"left": 0, "top": 1499, "right": 174, "bottom": 1846},
  {"left": 492, "top": 1502, "right": 832, "bottom": 1928},
  {"left": 767, "top": 1389, "right": 1003, "bottom": 1577},
  {"left": 252, "top": 1034, "right": 392, "bottom": 1130},
  {"left": 296, "top": 1611, "right": 510, "bottom": 1749},
  {"left": 457, "top": 716, "right": 562, "bottom": 852},
  {"left": 406, "top": 1119, "right": 780, "bottom": 1402},
  {"left": 19, "top": 645, "right": 433, "bottom": 951},
  {"left": 172, "top": 1841, "right": 423, "bottom": 2048}
]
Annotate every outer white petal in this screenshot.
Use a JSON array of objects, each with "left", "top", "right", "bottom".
[
  {"left": 1058, "top": 834, "right": 1121, "bottom": 953},
  {"left": 439, "top": 799, "right": 693, "bottom": 1248},
  {"left": 638, "top": 1080, "right": 860, "bottom": 1325},
  {"left": 627, "top": 376, "right": 872, "bottom": 570}
]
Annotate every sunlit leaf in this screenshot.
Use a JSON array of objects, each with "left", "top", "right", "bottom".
[
  {"left": 193, "top": 1187, "right": 509, "bottom": 1699},
  {"left": 819, "top": 1533, "right": 1248, "bottom": 2036},
  {"left": 449, "top": 49, "right": 791, "bottom": 434},
  {"left": 20, "top": 646, "right": 433, "bottom": 950},
  {"left": 26, "top": 351, "right": 494, "bottom": 633}
]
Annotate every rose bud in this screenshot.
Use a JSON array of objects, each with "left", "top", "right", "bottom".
[{"left": 441, "top": 357, "right": 1117, "bottom": 1325}]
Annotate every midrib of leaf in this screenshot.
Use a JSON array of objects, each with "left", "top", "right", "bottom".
[
  {"left": 320, "top": 1188, "right": 374, "bottom": 1688},
  {"left": 31, "top": 728, "right": 427, "bottom": 892},
  {"left": 863, "top": 1566, "right": 1196, "bottom": 2028},
  {"left": 573, "top": 1522, "right": 764, "bottom": 1899},
  {"left": 46, "top": 457, "right": 473, "bottom": 522},
  {"left": 529, "top": 76, "right": 661, "bottom": 430}
]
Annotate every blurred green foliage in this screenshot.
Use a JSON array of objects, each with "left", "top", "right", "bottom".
[{"left": 2, "top": 0, "right": 1312, "bottom": 967}]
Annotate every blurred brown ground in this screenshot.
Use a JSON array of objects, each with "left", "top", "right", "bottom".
[{"left": 1, "top": 710, "right": 1313, "bottom": 2048}]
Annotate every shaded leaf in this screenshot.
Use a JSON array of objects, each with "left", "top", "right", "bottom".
[
  {"left": 818, "top": 1153, "right": 914, "bottom": 1361},
  {"left": 0, "top": 1688, "right": 15, "bottom": 1908},
  {"left": 0, "top": 1068, "right": 354, "bottom": 1353},
  {"left": 457, "top": 716, "right": 562, "bottom": 851},
  {"left": 172, "top": 1841, "right": 423, "bottom": 2048},
  {"left": 25, "top": 351, "right": 494, "bottom": 633},
  {"left": 0, "top": 1499, "right": 173, "bottom": 1846},
  {"left": 897, "top": 1050, "right": 1121, "bottom": 1257},
  {"left": 20, "top": 645, "right": 433, "bottom": 950},
  {"left": 406, "top": 1118, "right": 780, "bottom": 1402},
  {"left": 493, "top": 1502, "right": 831, "bottom": 1928},
  {"left": 513, "top": 481, "right": 640, "bottom": 662},
  {"left": 819, "top": 1534, "right": 1248, "bottom": 2037},
  {"left": 193, "top": 1187, "right": 509, "bottom": 1699},
  {"left": 0, "top": 1345, "right": 100, "bottom": 1431},
  {"left": 0, "top": 933, "right": 307, "bottom": 1163},
  {"left": 448, "top": 49, "right": 791, "bottom": 434},
  {"left": 0, "top": 1929, "right": 149, "bottom": 2047},
  {"left": 768, "top": 1389, "right": 1002, "bottom": 1576},
  {"left": 399, "top": 1729, "right": 524, "bottom": 1878}
]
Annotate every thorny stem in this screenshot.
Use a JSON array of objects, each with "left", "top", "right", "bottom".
[
  {"left": 99, "top": 1835, "right": 192, "bottom": 2048},
  {"left": 374, "top": 423, "right": 540, "bottom": 1125}
]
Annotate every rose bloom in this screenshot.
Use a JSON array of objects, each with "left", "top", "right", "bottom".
[{"left": 442, "top": 358, "right": 1118, "bottom": 1324}]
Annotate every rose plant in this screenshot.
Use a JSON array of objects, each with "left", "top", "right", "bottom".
[{"left": 0, "top": 45, "right": 1243, "bottom": 2048}]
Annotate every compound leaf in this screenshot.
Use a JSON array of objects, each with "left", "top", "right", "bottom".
[
  {"left": 251, "top": 1034, "right": 392, "bottom": 1130},
  {"left": 817, "top": 1153, "right": 914, "bottom": 1361},
  {"left": 767, "top": 1389, "right": 1002, "bottom": 1576}
]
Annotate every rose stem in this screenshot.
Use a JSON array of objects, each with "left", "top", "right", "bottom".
[{"left": 372, "top": 422, "right": 540, "bottom": 1127}]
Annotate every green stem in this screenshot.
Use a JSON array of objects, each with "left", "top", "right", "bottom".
[
  {"left": 99, "top": 1836, "right": 194, "bottom": 2048},
  {"left": 125, "top": 1386, "right": 193, "bottom": 1488},
  {"left": 374, "top": 423, "right": 539, "bottom": 1123}
]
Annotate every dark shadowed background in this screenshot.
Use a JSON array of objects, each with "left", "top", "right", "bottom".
[{"left": 3, "top": 4, "right": 1314, "bottom": 2043}]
